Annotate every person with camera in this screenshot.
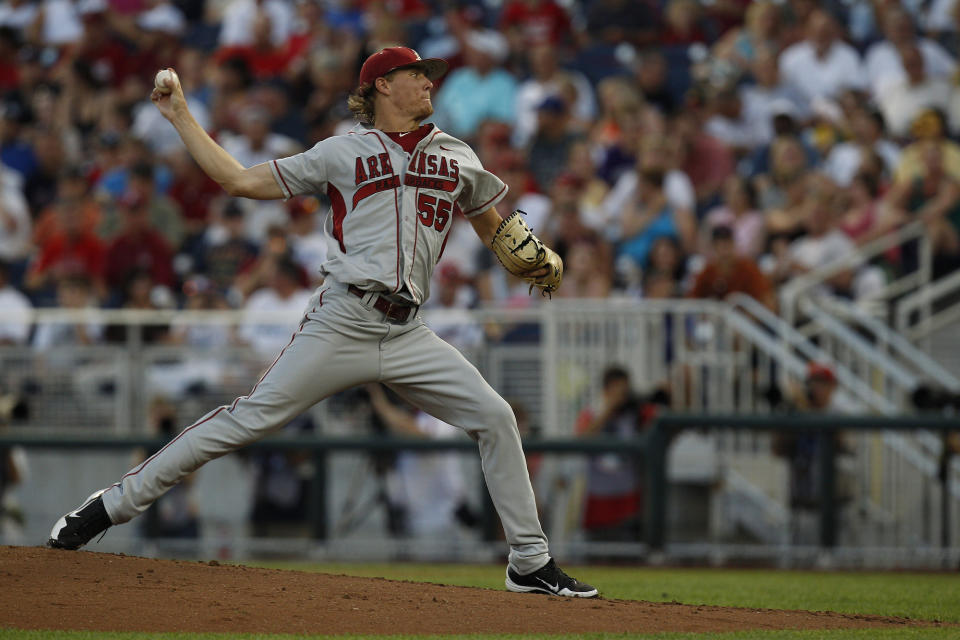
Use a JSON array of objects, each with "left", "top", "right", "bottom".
[
  {"left": 772, "top": 363, "right": 857, "bottom": 543},
  {"left": 575, "top": 366, "right": 657, "bottom": 543}
]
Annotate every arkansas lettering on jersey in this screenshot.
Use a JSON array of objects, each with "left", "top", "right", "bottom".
[
  {"left": 269, "top": 124, "right": 507, "bottom": 305},
  {"left": 404, "top": 151, "right": 460, "bottom": 192},
  {"left": 352, "top": 153, "right": 400, "bottom": 210}
]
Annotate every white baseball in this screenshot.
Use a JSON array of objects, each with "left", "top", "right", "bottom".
[{"left": 154, "top": 69, "right": 178, "bottom": 93}]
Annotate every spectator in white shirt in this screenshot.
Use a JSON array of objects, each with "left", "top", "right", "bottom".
[
  {"left": 779, "top": 9, "right": 866, "bottom": 103},
  {"left": 221, "top": 104, "right": 301, "bottom": 170},
  {"left": 488, "top": 151, "right": 552, "bottom": 238},
  {"left": 217, "top": 0, "right": 293, "bottom": 48},
  {"left": 594, "top": 134, "right": 695, "bottom": 246},
  {"left": 220, "top": 105, "right": 301, "bottom": 242},
  {"left": 132, "top": 84, "right": 212, "bottom": 156},
  {"left": 286, "top": 196, "right": 327, "bottom": 286},
  {"left": 921, "top": 0, "right": 958, "bottom": 43},
  {"left": 239, "top": 258, "right": 312, "bottom": 362},
  {"left": 876, "top": 45, "right": 955, "bottom": 139},
  {"left": 774, "top": 175, "right": 885, "bottom": 299},
  {"left": 0, "top": 0, "right": 83, "bottom": 46},
  {"left": 34, "top": 0, "right": 83, "bottom": 46},
  {"left": 740, "top": 46, "right": 810, "bottom": 145},
  {"left": 864, "top": 7, "right": 956, "bottom": 98},
  {"left": 366, "top": 382, "right": 471, "bottom": 538},
  {"left": 0, "top": 261, "right": 31, "bottom": 345},
  {"left": 823, "top": 105, "right": 901, "bottom": 186},
  {"left": 0, "top": 0, "right": 36, "bottom": 37},
  {"left": 513, "top": 42, "right": 596, "bottom": 148},
  {"left": 705, "top": 85, "right": 767, "bottom": 153},
  {"left": 31, "top": 274, "right": 104, "bottom": 353},
  {"left": 0, "top": 166, "right": 30, "bottom": 268}
]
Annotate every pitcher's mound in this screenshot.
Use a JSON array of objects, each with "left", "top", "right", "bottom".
[{"left": 0, "top": 546, "right": 938, "bottom": 635}]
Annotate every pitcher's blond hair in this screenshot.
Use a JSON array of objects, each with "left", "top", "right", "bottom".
[{"left": 347, "top": 83, "right": 376, "bottom": 124}]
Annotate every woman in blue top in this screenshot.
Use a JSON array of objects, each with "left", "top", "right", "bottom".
[{"left": 618, "top": 167, "right": 680, "bottom": 270}]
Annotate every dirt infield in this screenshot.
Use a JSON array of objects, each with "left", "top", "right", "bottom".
[{"left": 0, "top": 546, "right": 943, "bottom": 635}]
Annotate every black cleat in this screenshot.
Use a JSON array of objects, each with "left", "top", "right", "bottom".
[
  {"left": 47, "top": 490, "right": 112, "bottom": 550},
  {"left": 505, "top": 558, "right": 598, "bottom": 598}
]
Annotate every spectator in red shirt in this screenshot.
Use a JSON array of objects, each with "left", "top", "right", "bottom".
[
  {"left": 25, "top": 198, "right": 107, "bottom": 300},
  {"left": 71, "top": 5, "right": 132, "bottom": 88},
  {"left": 499, "top": 0, "right": 572, "bottom": 53},
  {"left": 166, "top": 149, "right": 222, "bottom": 238},
  {"left": 0, "top": 27, "right": 21, "bottom": 92},
  {"left": 104, "top": 191, "right": 175, "bottom": 293},
  {"left": 33, "top": 166, "right": 101, "bottom": 250},
  {"left": 660, "top": 0, "right": 709, "bottom": 46},
  {"left": 689, "top": 225, "right": 776, "bottom": 310},
  {"left": 213, "top": 10, "right": 297, "bottom": 80},
  {"left": 673, "top": 110, "right": 736, "bottom": 210}
]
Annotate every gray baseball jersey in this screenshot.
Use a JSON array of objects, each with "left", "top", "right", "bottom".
[
  {"left": 269, "top": 123, "right": 506, "bottom": 304},
  {"left": 98, "top": 123, "right": 551, "bottom": 575}
]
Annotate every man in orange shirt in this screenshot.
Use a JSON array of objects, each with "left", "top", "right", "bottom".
[{"left": 689, "top": 225, "right": 776, "bottom": 310}]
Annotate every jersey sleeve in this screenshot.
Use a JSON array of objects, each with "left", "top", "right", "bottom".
[
  {"left": 269, "top": 139, "right": 330, "bottom": 200},
  {"left": 456, "top": 147, "right": 509, "bottom": 218}
]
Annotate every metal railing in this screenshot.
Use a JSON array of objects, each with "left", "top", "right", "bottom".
[
  {"left": 0, "top": 300, "right": 944, "bottom": 564},
  {"left": 798, "top": 297, "right": 919, "bottom": 407},
  {"left": 812, "top": 293, "right": 960, "bottom": 392},
  {"left": 896, "top": 268, "right": 960, "bottom": 343},
  {"left": 645, "top": 414, "right": 960, "bottom": 567},
  {"left": 727, "top": 293, "right": 888, "bottom": 413},
  {"left": 0, "top": 431, "right": 642, "bottom": 544},
  {"left": 779, "top": 220, "right": 932, "bottom": 327},
  {"left": 0, "top": 300, "right": 840, "bottom": 436},
  {"left": 4, "top": 414, "right": 960, "bottom": 567}
]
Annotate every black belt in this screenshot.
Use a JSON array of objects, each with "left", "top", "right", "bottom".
[{"left": 348, "top": 285, "right": 418, "bottom": 323}]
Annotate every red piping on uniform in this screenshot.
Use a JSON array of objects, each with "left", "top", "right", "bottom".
[
  {"left": 273, "top": 160, "right": 293, "bottom": 197},
  {"left": 403, "top": 175, "right": 457, "bottom": 191},
  {"left": 463, "top": 183, "right": 507, "bottom": 216},
  {"left": 367, "top": 132, "right": 403, "bottom": 294},
  {"left": 436, "top": 202, "right": 460, "bottom": 263},
  {"left": 352, "top": 175, "right": 401, "bottom": 209},
  {"left": 410, "top": 180, "right": 422, "bottom": 300},
  {"left": 403, "top": 129, "right": 442, "bottom": 297},
  {"left": 104, "top": 406, "right": 226, "bottom": 493},
  {"left": 106, "top": 294, "right": 324, "bottom": 491},
  {"left": 328, "top": 184, "right": 347, "bottom": 252},
  {"left": 436, "top": 229, "right": 450, "bottom": 263},
  {"left": 233, "top": 288, "right": 324, "bottom": 408}
]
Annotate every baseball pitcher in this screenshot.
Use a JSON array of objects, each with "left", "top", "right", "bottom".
[{"left": 48, "top": 46, "right": 596, "bottom": 598}]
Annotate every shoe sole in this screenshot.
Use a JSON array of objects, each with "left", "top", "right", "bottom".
[
  {"left": 47, "top": 489, "right": 108, "bottom": 550},
  {"left": 505, "top": 571, "right": 599, "bottom": 598}
]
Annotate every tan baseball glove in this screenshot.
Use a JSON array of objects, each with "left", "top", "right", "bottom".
[{"left": 490, "top": 210, "right": 563, "bottom": 297}]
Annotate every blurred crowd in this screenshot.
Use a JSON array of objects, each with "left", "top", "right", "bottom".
[{"left": 1, "top": 0, "right": 960, "bottom": 347}]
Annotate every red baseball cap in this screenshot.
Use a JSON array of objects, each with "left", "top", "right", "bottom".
[
  {"left": 358, "top": 47, "right": 448, "bottom": 88},
  {"left": 806, "top": 362, "right": 837, "bottom": 384}
]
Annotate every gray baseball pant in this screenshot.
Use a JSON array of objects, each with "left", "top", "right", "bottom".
[{"left": 100, "top": 280, "right": 550, "bottom": 574}]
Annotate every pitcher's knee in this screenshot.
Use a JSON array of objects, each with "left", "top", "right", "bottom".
[
  {"left": 228, "top": 389, "right": 306, "bottom": 435},
  {"left": 484, "top": 397, "right": 519, "bottom": 435}
]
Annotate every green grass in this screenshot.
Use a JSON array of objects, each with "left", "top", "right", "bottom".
[
  {"left": 3, "top": 630, "right": 960, "bottom": 640},
  {"left": 256, "top": 562, "right": 960, "bottom": 624}
]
